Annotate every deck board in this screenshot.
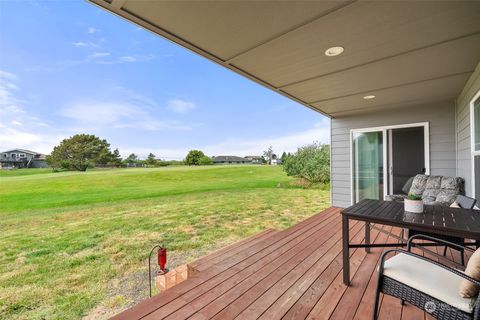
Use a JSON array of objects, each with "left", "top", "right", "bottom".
[{"left": 111, "top": 207, "right": 466, "bottom": 320}]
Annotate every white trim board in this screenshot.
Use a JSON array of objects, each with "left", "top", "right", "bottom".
[{"left": 470, "top": 89, "right": 480, "bottom": 199}]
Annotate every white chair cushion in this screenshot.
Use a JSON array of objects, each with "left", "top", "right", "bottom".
[{"left": 383, "top": 253, "right": 476, "bottom": 313}]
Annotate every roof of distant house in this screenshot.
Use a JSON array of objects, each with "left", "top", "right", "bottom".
[
  {"left": 212, "top": 155, "right": 252, "bottom": 162},
  {"left": 1, "top": 149, "right": 41, "bottom": 155}
]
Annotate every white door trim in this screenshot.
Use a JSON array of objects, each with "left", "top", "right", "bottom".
[
  {"left": 470, "top": 89, "right": 480, "bottom": 199},
  {"left": 350, "top": 122, "right": 430, "bottom": 205},
  {"left": 388, "top": 130, "right": 393, "bottom": 194}
]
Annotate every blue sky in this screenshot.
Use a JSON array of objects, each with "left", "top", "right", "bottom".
[{"left": 0, "top": 0, "right": 329, "bottom": 159}]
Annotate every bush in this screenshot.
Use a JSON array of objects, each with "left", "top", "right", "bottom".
[
  {"left": 156, "top": 160, "right": 170, "bottom": 167},
  {"left": 198, "top": 156, "right": 213, "bottom": 165},
  {"left": 47, "top": 134, "right": 116, "bottom": 171},
  {"left": 283, "top": 142, "right": 330, "bottom": 185},
  {"left": 185, "top": 150, "right": 206, "bottom": 165},
  {"left": 166, "top": 160, "right": 185, "bottom": 166}
]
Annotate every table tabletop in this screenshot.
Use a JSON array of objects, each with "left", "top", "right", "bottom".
[{"left": 342, "top": 199, "right": 480, "bottom": 240}]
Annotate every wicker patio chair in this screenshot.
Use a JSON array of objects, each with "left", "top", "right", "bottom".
[{"left": 373, "top": 234, "right": 480, "bottom": 320}]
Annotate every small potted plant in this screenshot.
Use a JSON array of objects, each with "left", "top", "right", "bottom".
[{"left": 404, "top": 192, "right": 424, "bottom": 213}]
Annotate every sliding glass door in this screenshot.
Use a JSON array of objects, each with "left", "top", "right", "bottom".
[
  {"left": 351, "top": 122, "right": 429, "bottom": 204},
  {"left": 353, "top": 131, "right": 385, "bottom": 203}
]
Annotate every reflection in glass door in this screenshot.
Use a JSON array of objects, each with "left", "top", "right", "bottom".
[{"left": 353, "top": 131, "right": 384, "bottom": 203}]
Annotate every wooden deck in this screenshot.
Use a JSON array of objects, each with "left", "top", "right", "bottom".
[{"left": 112, "top": 207, "right": 465, "bottom": 320}]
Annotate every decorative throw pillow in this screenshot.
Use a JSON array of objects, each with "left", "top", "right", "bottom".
[
  {"left": 436, "top": 189, "right": 458, "bottom": 206},
  {"left": 402, "top": 177, "right": 415, "bottom": 194},
  {"left": 424, "top": 176, "right": 442, "bottom": 192},
  {"left": 409, "top": 175, "right": 429, "bottom": 196},
  {"left": 450, "top": 201, "right": 460, "bottom": 208},
  {"left": 459, "top": 248, "right": 480, "bottom": 298},
  {"left": 441, "top": 176, "right": 461, "bottom": 191}
]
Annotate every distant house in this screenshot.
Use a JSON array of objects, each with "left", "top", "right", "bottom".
[
  {"left": 212, "top": 156, "right": 253, "bottom": 165},
  {"left": 0, "top": 149, "right": 48, "bottom": 169},
  {"left": 271, "top": 158, "right": 282, "bottom": 165},
  {"left": 244, "top": 156, "right": 264, "bottom": 164}
]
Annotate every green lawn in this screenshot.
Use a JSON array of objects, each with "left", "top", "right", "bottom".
[
  {"left": 0, "top": 168, "right": 53, "bottom": 177},
  {"left": 0, "top": 165, "right": 330, "bottom": 320}
]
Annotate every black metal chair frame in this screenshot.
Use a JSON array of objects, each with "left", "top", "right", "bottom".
[{"left": 373, "top": 234, "right": 480, "bottom": 320}]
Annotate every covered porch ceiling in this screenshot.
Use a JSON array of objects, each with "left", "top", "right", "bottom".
[{"left": 89, "top": 0, "right": 480, "bottom": 118}]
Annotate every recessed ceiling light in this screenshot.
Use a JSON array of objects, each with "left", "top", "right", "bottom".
[
  {"left": 363, "top": 95, "right": 376, "bottom": 100},
  {"left": 324, "top": 46, "right": 344, "bottom": 57}
]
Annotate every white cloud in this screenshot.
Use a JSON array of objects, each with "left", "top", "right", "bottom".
[
  {"left": 167, "top": 99, "right": 196, "bottom": 114},
  {"left": 94, "top": 54, "right": 155, "bottom": 65},
  {"left": 88, "top": 27, "right": 99, "bottom": 34},
  {"left": 0, "top": 71, "right": 62, "bottom": 153},
  {"left": 0, "top": 70, "right": 18, "bottom": 80},
  {"left": 71, "top": 41, "right": 99, "bottom": 48},
  {"left": 61, "top": 101, "right": 192, "bottom": 131},
  {"left": 119, "top": 120, "right": 330, "bottom": 160},
  {"left": 0, "top": 124, "right": 65, "bottom": 153},
  {"left": 88, "top": 52, "right": 111, "bottom": 59},
  {"left": 0, "top": 70, "right": 25, "bottom": 114},
  {"left": 0, "top": 124, "right": 42, "bottom": 146},
  {"left": 202, "top": 122, "right": 330, "bottom": 157},
  {"left": 71, "top": 41, "right": 88, "bottom": 47}
]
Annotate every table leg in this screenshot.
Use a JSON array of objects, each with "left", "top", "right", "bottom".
[
  {"left": 365, "top": 222, "right": 371, "bottom": 253},
  {"left": 342, "top": 214, "right": 350, "bottom": 286}
]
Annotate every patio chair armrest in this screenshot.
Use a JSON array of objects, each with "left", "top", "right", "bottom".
[
  {"left": 407, "top": 234, "right": 475, "bottom": 252},
  {"left": 378, "top": 249, "right": 480, "bottom": 287}
]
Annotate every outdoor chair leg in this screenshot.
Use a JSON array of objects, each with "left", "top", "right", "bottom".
[{"left": 373, "top": 278, "right": 382, "bottom": 320}]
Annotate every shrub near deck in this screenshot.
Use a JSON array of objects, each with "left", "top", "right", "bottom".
[{"left": 0, "top": 165, "right": 330, "bottom": 320}]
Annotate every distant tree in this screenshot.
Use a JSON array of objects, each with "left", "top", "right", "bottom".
[
  {"left": 283, "top": 142, "right": 330, "bottom": 185},
  {"left": 263, "top": 146, "right": 274, "bottom": 165},
  {"left": 124, "top": 153, "right": 139, "bottom": 167},
  {"left": 198, "top": 156, "right": 213, "bottom": 165},
  {"left": 47, "top": 134, "right": 114, "bottom": 171},
  {"left": 185, "top": 150, "right": 206, "bottom": 165},
  {"left": 110, "top": 148, "right": 123, "bottom": 167},
  {"left": 281, "top": 152, "right": 287, "bottom": 163},
  {"left": 126, "top": 153, "right": 138, "bottom": 162},
  {"left": 146, "top": 153, "right": 157, "bottom": 166}
]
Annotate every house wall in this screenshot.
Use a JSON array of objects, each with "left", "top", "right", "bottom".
[
  {"left": 1, "top": 151, "right": 35, "bottom": 162},
  {"left": 31, "top": 160, "right": 48, "bottom": 168},
  {"left": 331, "top": 100, "right": 456, "bottom": 208},
  {"left": 456, "top": 62, "right": 480, "bottom": 198}
]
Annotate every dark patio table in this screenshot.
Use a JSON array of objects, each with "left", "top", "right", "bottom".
[{"left": 342, "top": 199, "right": 480, "bottom": 286}]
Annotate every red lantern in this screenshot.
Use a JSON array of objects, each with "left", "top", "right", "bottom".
[{"left": 157, "top": 246, "right": 167, "bottom": 274}]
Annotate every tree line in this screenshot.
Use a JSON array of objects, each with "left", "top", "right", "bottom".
[
  {"left": 46, "top": 134, "right": 222, "bottom": 171},
  {"left": 46, "top": 134, "right": 331, "bottom": 187}
]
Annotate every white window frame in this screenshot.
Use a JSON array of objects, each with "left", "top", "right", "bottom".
[
  {"left": 470, "top": 89, "right": 480, "bottom": 198},
  {"left": 350, "top": 122, "right": 430, "bottom": 205}
]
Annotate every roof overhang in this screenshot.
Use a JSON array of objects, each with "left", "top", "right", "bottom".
[{"left": 88, "top": 0, "right": 480, "bottom": 118}]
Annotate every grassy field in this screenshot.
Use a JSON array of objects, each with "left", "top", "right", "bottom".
[{"left": 0, "top": 165, "right": 330, "bottom": 320}]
